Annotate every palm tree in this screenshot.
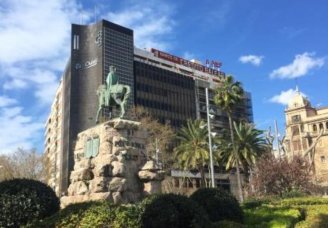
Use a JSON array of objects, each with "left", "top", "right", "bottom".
[
  {"left": 218, "top": 122, "right": 267, "bottom": 200},
  {"left": 213, "top": 75, "right": 244, "bottom": 201},
  {"left": 174, "top": 119, "right": 209, "bottom": 187},
  {"left": 235, "top": 122, "right": 267, "bottom": 167},
  {"left": 222, "top": 122, "right": 267, "bottom": 168}
]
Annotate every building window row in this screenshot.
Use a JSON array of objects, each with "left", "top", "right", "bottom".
[
  {"left": 312, "top": 122, "right": 328, "bottom": 132},
  {"left": 136, "top": 83, "right": 168, "bottom": 97},
  {"left": 137, "top": 98, "right": 194, "bottom": 115},
  {"left": 173, "top": 177, "right": 231, "bottom": 192},
  {"left": 135, "top": 62, "right": 194, "bottom": 90}
]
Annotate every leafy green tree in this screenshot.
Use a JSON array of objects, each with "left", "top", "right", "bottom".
[
  {"left": 174, "top": 119, "right": 209, "bottom": 187},
  {"left": 214, "top": 75, "right": 245, "bottom": 201},
  {"left": 233, "top": 122, "right": 267, "bottom": 170},
  {"left": 217, "top": 123, "right": 267, "bottom": 200}
]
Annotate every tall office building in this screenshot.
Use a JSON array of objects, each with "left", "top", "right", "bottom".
[
  {"left": 56, "top": 20, "right": 134, "bottom": 194},
  {"left": 134, "top": 48, "right": 253, "bottom": 130},
  {"left": 44, "top": 19, "right": 253, "bottom": 195}
]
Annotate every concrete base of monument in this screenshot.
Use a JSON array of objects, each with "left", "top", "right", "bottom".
[{"left": 61, "top": 119, "right": 164, "bottom": 208}]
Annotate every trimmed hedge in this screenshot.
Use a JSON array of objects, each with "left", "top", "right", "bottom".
[
  {"left": 274, "top": 197, "right": 328, "bottom": 207},
  {"left": 190, "top": 188, "right": 243, "bottom": 223},
  {"left": 0, "top": 178, "right": 60, "bottom": 227},
  {"left": 295, "top": 205, "right": 328, "bottom": 228},
  {"left": 244, "top": 204, "right": 302, "bottom": 228},
  {"left": 244, "top": 196, "right": 328, "bottom": 227},
  {"left": 30, "top": 201, "right": 143, "bottom": 228},
  {"left": 141, "top": 193, "right": 210, "bottom": 228}
]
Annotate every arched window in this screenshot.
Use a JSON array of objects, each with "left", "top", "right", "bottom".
[
  {"left": 326, "top": 122, "right": 328, "bottom": 130},
  {"left": 313, "top": 124, "right": 317, "bottom": 132},
  {"left": 319, "top": 123, "right": 324, "bottom": 130}
]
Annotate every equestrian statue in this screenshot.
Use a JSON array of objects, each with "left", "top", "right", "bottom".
[{"left": 96, "top": 66, "right": 131, "bottom": 123}]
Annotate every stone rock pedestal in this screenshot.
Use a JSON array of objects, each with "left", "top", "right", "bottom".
[
  {"left": 61, "top": 119, "right": 164, "bottom": 207},
  {"left": 139, "top": 160, "right": 165, "bottom": 195}
]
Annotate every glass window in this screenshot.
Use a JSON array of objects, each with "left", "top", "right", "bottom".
[{"left": 313, "top": 125, "right": 317, "bottom": 132}]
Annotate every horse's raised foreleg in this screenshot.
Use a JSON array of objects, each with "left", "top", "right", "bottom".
[
  {"left": 96, "top": 106, "right": 102, "bottom": 124},
  {"left": 119, "top": 86, "right": 131, "bottom": 118},
  {"left": 119, "top": 102, "right": 125, "bottom": 118}
]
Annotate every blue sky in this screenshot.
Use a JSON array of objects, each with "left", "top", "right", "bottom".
[{"left": 0, "top": 0, "right": 327, "bottom": 153}]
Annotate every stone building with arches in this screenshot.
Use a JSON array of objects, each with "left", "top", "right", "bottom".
[{"left": 284, "top": 88, "right": 328, "bottom": 186}]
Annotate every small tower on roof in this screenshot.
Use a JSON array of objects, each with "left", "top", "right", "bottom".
[{"left": 287, "top": 86, "right": 311, "bottom": 110}]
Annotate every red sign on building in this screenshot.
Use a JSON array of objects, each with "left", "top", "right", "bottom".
[{"left": 151, "top": 48, "right": 223, "bottom": 77}]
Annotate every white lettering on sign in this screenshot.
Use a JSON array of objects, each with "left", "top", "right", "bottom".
[
  {"left": 84, "top": 58, "right": 98, "bottom": 69},
  {"left": 75, "top": 58, "right": 98, "bottom": 70},
  {"left": 151, "top": 48, "right": 224, "bottom": 77}
]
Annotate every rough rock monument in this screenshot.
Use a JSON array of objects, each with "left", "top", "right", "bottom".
[{"left": 61, "top": 66, "right": 164, "bottom": 207}]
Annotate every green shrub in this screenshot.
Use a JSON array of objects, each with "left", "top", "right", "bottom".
[
  {"left": 141, "top": 193, "right": 210, "bottom": 228},
  {"left": 282, "top": 189, "right": 308, "bottom": 198},
  {"left": 31, "top": 200, "right": 144, "bottom": 228},
  {"left": 30, "top": 201, "right": 99, "bottom": 228},
  {"left": 243, "top": 198, "right": 269, "bottom": 209},
  {"left": 112, "top": 204, "right": 143, "bottom": 228},
  {"left": 243, "top": 196, "right": 280, "bottom": 209},
  {"left": 190, "top": 188, "right": 243, "bottom": 223},
  {"left": 0, "top": 178, "right": 60, "bottom": 227},
  {"left": 78, "top": 201, "right": 117, "bottom": 227}
]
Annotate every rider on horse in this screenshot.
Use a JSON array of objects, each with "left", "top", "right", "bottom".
[
  {"left": 96, "top": 65, "right": 131, "bottom": 123},
  {"left": 106, "top": 66, "right": 119, "bottom": 104}
]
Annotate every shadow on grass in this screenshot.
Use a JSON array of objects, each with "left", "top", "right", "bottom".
[{"left": 313, "top": 213, "right": 328, "bottom": 228}]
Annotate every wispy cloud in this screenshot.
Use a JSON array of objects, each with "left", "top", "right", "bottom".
[
  {"left": 0, "top": 106, "right": 43, "bottom": 154},
  {"left": 0, "top": 0, "right": 177, "bottom": 153},
  {"left": 0, "top": 96, "right": 17, "bottom": 107},
  {"left": 182, "top": 52, "right": 196, "bottom": 60},
  {"left": 0, "top": 0, "right": 85, "bottom": 152},
  {"left": 0, "top": 0, "right": 83, "bottom": 65},
  {"left": 106, "top": 1, "right": 175, "bottom": 50},
  {"left": 269, "top": 88, "right": 306, "bottom": 105},
  {"left": 0, "top": 95, "right": 43, "bottom": 154},
  {"left": 0, "top": 0, "right": 84, "bottom": 99},
  {"left": 239, "top": 55, "right": 264, "bottom": 66},
  {"left": 270, "top": 52, "right": 325, "bottom": 79}
]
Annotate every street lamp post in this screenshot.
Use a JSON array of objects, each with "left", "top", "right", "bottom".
[{"left": 205, "top": 87, "right": 215, "bottom": 188}]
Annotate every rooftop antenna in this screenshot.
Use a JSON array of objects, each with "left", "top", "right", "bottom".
[{"left": 295, "top": 78, "right": 299, "bottom": 93}]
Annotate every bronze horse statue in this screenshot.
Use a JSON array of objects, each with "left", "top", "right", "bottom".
[{"left": 96, "top": 66, "right": 131, "bottom": 123}]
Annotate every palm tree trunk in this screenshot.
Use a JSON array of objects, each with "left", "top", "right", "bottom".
[
  {"left": 228, "top": 114, "right": 244, "bottom": 202},
  {"left": 200, "top": 167, "right": 206, "bottom": 188}
]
